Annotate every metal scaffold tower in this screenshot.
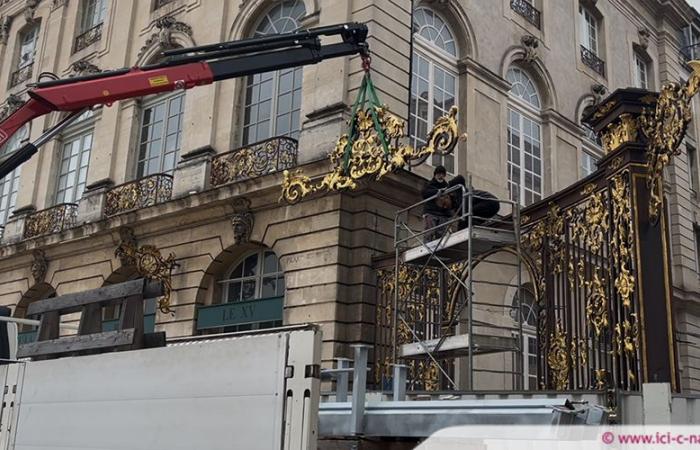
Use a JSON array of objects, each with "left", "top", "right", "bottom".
[{"left": 392, "top": 176, "right": 524, "bottom": 391}]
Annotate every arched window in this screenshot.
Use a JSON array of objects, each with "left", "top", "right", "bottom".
[
  {"left": 242, "top": 0, "right": 305, "bottom": 144},
  {"left": 510, "top": 285, "right": 537, "bottom": 389},
  {"left": 506, "top": 67, "right": 542, "bottom": 206},
  {"left": 213, "top": 249, "right": 285, "bottom": 332},
  {"left": 410, "top": 7, "right": 458, "bottom": 173},
  {"left": 0, "top": 124, "right": 29, "bottom": 227}
]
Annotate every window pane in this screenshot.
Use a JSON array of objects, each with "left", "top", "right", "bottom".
[
  {"left": 261, "top": 277, "right": 277, "bottom": 298},
  {"left": 227, "top": 281, "right": 241, "bottom": 302},
  {"left": 243, "top": 253, "right": 258, "bottom": 277},
  {"left": 263, "top": 251, "right": 278, "bottom": 274},
  {"left": 243, "top": 1, "right": 305, "bottom": 144},
  {"left": 241, "top": 280, "right": 256, "bottom": 300}
]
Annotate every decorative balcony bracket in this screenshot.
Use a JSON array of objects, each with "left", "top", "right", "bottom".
[{"left": 280, "top": 70, "right": 466, "bottom": 204}]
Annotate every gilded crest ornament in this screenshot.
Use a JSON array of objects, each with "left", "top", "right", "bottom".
[
  {"left": 548, "top": 323, "right": 569, "bottom": 390},
  {"left": 640, "top": 60, "right": 700, "bottom": 223},
  {"left": 116, "top": 239, "right": 178, "bottom": 314},
  {"left": 281, "top": 70, "right": 465, "bottom": 203}
]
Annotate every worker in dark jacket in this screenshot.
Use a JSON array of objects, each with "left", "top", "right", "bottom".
[{"left": 422, "top": 166, "right": 500, "bottom": 239}]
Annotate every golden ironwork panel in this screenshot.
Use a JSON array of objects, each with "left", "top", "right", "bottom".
[{"left": 105, "top": 174, "right": 173, "bottom": 217}]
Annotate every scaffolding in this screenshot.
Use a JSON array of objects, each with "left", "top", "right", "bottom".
[{"left": 392, "top": 176, "right": 524, "bottom": 391}]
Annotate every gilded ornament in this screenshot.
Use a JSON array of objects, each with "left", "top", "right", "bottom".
[
  {"left": 548, "top": 323, "right": 570, "bottom": 390},
  {"left": 601, "top": 113, "right": 639, "bottom": 153},
  {"left": 115, "top": 241, "right": 178, "bottom": 314},
  {"left": 105, "top": 174, "right": 173, "bottom": 216},
  {"left": 581, "top": 183, "right": 596, "bottom": 196},
  {"left": 586, "top": 270, "right": 608, "bottom": 336},
  {"left": 593, "top": 100, "right": 616, "bottom": 119},
  {"left": 595, "top": 369, "right": 608, "bottom": 390},
  {"left": 640, "top": 61, "right": 700, "bottom": 222},
  {"left": 280, "top": 104, "right": 465, "bottom": 203},
  {"left": 24, "top": 203, "right": 78, "bottom": 239},
  {"left": 609, "top": 156, "right": 623, "bottom": 171}
]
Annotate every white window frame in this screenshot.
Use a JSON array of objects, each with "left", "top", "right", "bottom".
[
  {"left": 580, "top": 150, "right": 599, "bottom": 178},
  {"left": 55, "top": 111, "right": 96, "bottom": 205},
  {"left": 79, "top": 0, "right": 107, "bottom": 33},
  {"left": 136, "top": 91, "right": 185, "bottom": 177},
  {"left": 579, "top": 5, "right": 599, "bottom": 55},
  {"left": 242, "top": 0, "right": 305, "bottom": 145},
  {"left": 18, "top": 26, "right": 39, "bottom": 70},
  {"left": 219, "top": 249, "right": 285, "bottom": 303},
  {"left": 410, "top": 9, "right": 459, "bottom": 174},
  {"left": 634, "top": 52, "right": 649, "bottom": 90},
  {"left": 507, "top": 97, "right": 543, "bottom": 206},
  {"left": 0, "top": 124, "right": 29, "bottom": 227}
]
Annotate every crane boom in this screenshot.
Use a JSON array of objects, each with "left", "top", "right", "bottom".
[{"left": 0, "top": 22, "right": 369, "bottom": 179}]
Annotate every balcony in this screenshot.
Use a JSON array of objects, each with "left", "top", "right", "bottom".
[
  {"left": 580, "top": 45, "right": 605, "bottom": 77},
  {"left": 10, "top": 63, "right": 33, "bottom": 88},
  {"left": 210, "top": 137, "right": 298, "bottom": 187},
  {"left": 510, "top": 0, "right": 541, "bottom": 29},
  {"left": 24, "top": 203, "right": 78, "bottom": 239},
  {"left": 105, "top": 173, "right": 173, "bottom": 217},
  {"left": 73, "top": 22, "right": 103, "bottom": 53}
]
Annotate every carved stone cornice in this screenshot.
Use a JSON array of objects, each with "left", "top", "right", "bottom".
[
  {"left": 24, "top": 0, "right": 39, "bottom": 23},
  {"left": 137, "top": 15, "right": 193, "bottom": 61},
  {"left": 520, "top": 35, "right": 539, "bottom": 65},
  {"left": 0, "top": 15, "right": 11, "bottom": 45},
  {"left": 0, "top": 94, "right": 24, "bottom": 122},
  {"left": 69, "top": 59, "right": 101, "bottom": 77}
]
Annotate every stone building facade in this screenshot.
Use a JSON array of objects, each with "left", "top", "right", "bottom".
[{"left": 0, "top": 0, "right": 698, "bottom": 391}]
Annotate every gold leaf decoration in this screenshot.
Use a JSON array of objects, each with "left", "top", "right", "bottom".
[
  {"left": 640, "top": 60, "right": 700, "bottom": 223},
  {"left": 281, "top": 105, "right": 465, "bottom": 203},
  {"left": 115, "top": 242, "right": 178, "bottom": 314},
  {"left": 548, "top": 323, "right": 570, "bottom": 390}
]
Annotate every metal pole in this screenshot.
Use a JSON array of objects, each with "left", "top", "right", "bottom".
[
  {"left": 393, "top": 364, "right": 407, "bottom": 401},
  {"left": 0, "top": 315, "right": 79, "bottom": 330},
  {"left": 515, "top": 198, "right": 524, "bottom": 390},
  {"left": 350, "top": 344, "right": 369, "bottom": 435},
  {"left": 467, "top": 174, "right": 474, "bottom": 391},
  {"left": 336, "top": 358, "right": 351, "bottom": 402}
]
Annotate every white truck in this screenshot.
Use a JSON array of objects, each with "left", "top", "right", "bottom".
[{"left": 0, "top": 325, "right": 321, "bottom": 450}]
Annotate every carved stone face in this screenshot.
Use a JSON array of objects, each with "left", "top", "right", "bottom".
[{"left": 231, "top": 213, "right": 252, "bottom": 245}]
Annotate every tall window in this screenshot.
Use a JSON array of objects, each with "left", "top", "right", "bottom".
[
  {"left": 511, "top": 286, "right": 538, "bottom": 389},
  {"left": 581, "top": 151, "right": 598, "bottom": 178},
  {"left": 410, "top": 7, "right": 458, "bottom": 174},
  {"left": 0, "top": 124, "right": 28, "bottom": 228},
  {"left": 79, "top": 0, "right": 106, "bottom": 33},
  {"left": 18, "top": 26, "right": 39, "bottom": 69},
  {"left": 56, "top": 111, "right": 94, "bottom": 204},
  {"left": 137, "top": 91, "right": 185, "bottom": 177},
  {"left": 507, "top": 67, "right": 542, "bottom": 206},
  {"left": 242, "top": 0, "right": 305, "bottom": 145},
  {"left": 688, "top": 144, "right": 699, "bottom": 196},
  {"left": 579, "top": 6, "right": 598, "bottom": 54},
  {"left": 634, "top": 52, "right": 649, "bottom": 89}
]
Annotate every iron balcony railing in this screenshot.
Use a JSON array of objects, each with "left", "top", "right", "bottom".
[
  {"left": 210, "top": 136, "right": 298, "bottom": 187},
  {"left": 580, "top": 45, "right": 606, "bottom": 77},
  {"left": 510, "top": 0, "right": 541, "bottom": 29},
  {"left": 9, "top": 63, "right": 33, "bottom": 88},
  {"left": 24, "top": 203, "right": 78, "bottom": 239},
  {"left": 73, "top": 22, "right": 103, "bottom": 53},
  {"left": 105, "top": 173, "right": 173, "bottom": 217},
  {"left": 0, "top": 225, "right": 4, "bottom": 242}
]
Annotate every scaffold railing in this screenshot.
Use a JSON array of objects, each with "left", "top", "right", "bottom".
[{"left": 382, "top": 175, "right": 524, "bottom": 391}]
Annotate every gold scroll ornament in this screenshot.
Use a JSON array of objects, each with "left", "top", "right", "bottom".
[
  {"left": 640, "top": 60, "right": 700, "bottom": 223},
  {"left": 280, "top": 106, "right": 466, "bottom": 203}
]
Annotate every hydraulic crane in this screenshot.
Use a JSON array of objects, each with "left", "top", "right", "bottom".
[{"left": 0, "top": 22, "right": 369, "bottom": 179}]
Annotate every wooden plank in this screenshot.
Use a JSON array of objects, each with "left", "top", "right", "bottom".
[
  {"left": 26, "top": 279, "right": 163, "bottom": 316},
  {"left": 37, "top": 311, "right": 59, "bottom": 341},
  {"left": 119, "top": 295, "right": 144, "bottom": 348},
  {"left": 78, "top": 303, "right": 103, "bottom": 335},
  {"left": 17, "top": 329, "right": 136, "bottom": 358}
]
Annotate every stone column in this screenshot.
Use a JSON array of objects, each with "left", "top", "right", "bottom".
[
  {"left": 172, "top": 146, "right": 215, "bottom": 198},
  {"left": 77, "top": 179, "right": 114, "bottom": 224},
  {"left": 2, "top": 206, "right": 35, "bottom": 243}
]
